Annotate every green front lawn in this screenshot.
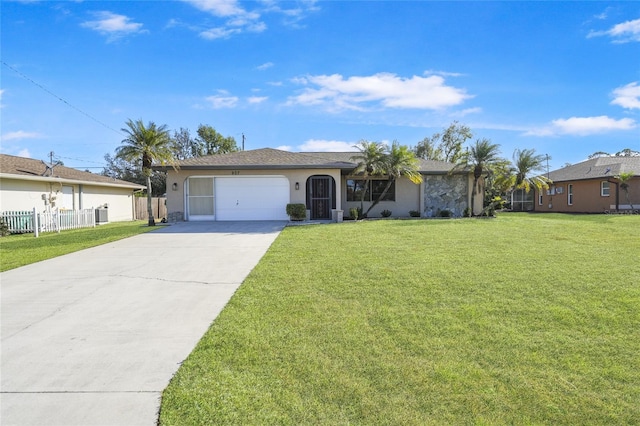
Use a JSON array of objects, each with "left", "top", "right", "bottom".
[
  {"left": 160, "top": 213, "right": 640, "bottom": 424},
  {"left": 0, "top": 220, "right": 156, "bottom": 272}
]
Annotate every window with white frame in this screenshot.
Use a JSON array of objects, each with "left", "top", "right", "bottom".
[
  {"left": 568, "top": 184, "right": 573, "bottom": 205},
  {"left": 601, "top": 181, "right": 610, "bottom": 197}
]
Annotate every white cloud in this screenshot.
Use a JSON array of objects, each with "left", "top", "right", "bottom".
[
  {"left": 17, "top": 148, "right": 32, "bottom": 158},
  {"left": 275, "top": 145, "right": 292, "bottom": 151},
  {"left": 257, "top": 62, "right": 274, "bottom": 70},
  {"left": 298, "top": 139, "right": 356, "bottom": 152},
  {"left": 183, "top": 0, "right": 248, "bottom": 17},
  {"left": 451, "top": 107, "right": 482, "bottom": 118},
  {"left": 0, "top": 89, "right": 4, "bottom": 108},
  {"left": 200, "top": 26, "right": 240, "bottom": 39},
  {"left": 205, "top": 92, "right": 239, "bottom": 108},
  {"left": 183, "top": 0, "right": 266, "bottom": 39},
  {"left": 611, "top": 82, "right": 640, "bottom": 109},
  {"left": 81, "top": 11, "right": 146, "bottom": 41},
  {"left": 525, "top": 116, "right": 637, "bottom": 136},
  {"left": 287, "top": 72, "right": 472, "bottom": 112},
  {"left": 259, "top": 0, "right": 320, "bottom": 28},
  {"left": 1, "top": 130, "right": 43, "bottom": 141},
  {"left": 247, "top": 96, "right": 268, "bottom": 104},
  {"left": 588, "top": 18, "right": 640, "bottom": 43}
]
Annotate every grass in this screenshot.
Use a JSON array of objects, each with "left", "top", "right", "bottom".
[
  {"left": 0, "top": 220, "right": 156, "bottom": 272},
  {"left": 159, "top": 213, "right": 640, "bottom": 425}
]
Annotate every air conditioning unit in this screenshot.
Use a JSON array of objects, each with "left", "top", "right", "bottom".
[{"left": 95, "top": 208, "right": 108, "bottom": 223}]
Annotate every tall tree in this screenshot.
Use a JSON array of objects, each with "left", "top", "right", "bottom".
[
  {"left": 413, "top": 121, "right": 472, "bottom": 162},
  {"left": 363, "top": 142, "right": 422, "bottom": 217},
  {"left": 350, "top": 140, "right": 387, "bottom": 216},
  {"left": 617, "top": 172, "right": 635, "bottom": 210},
  {"left": 116, "top": 119, "right": 176, "bottom": 226},
  {"left": 102, "top": 154, "right": 166, "bottom": 196},
  {"left": 413, "top": 136, "right": 444, "bottom": 161},
  {"left": 456, "top": 138, "right": 502, "bottom": 215},
  {"left": 440, "top": 121, "right": 473, "bottom": 163},
  {"left": 195, "top": 125, "right": 238, "bottom": 155},
  {"left": 511, "top": 148, "right": 551, "bottom": 193},
  {"left": 171, "top": 127, "right": 197, "bottom": 160}
]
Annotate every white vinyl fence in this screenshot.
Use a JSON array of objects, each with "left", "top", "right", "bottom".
[{"left": 1, "top": 208, "right": 96, "bottom": 237}]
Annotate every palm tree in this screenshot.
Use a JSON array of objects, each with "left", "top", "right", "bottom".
[
  {"left": 116, "top": 119, "right": 176, "bottom": 226},
  {"left": 350, "top": 140, "right": 387, "bottom": 217},
  {"left": 617, "top": 171, "right": 635, "bottom": 210},
  {"left": 363, "top": 142, "right": 422, "bottom": 217},
  {"left": 457, "top": 138, "right": 502, "bottom": 215},
  {"left": 511, "top": 148, "right": 551, "bottom": 193}
]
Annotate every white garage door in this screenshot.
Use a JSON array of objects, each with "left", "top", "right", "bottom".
[{"left": 215, "top": 176, "right": 290, "bottom": 221}]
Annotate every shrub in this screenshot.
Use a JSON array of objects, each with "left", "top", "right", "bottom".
[
  {"left": 0, "top": 218, "right": 9, "bottom": 237},
  {"left": 439, "top": 209, "right": 452, "bottom": 218},
  {"left": 286, "top": 203, "right": 306, "bottom": 221},
  {"left": 349, "top": 207, "right": 359, "bottom": 220},
  {"left": 463, "top": 207, "right": 472, "bottom": 217},
  {"left": 409, "top": 210, "right": 421, "bottom": 217},
  {"left": 381, "top": 209, "right": 392, "bottom": 218}
]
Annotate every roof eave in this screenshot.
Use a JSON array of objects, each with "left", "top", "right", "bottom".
[
  {"left": 0, "top": 173, "right": 145, "bottom": 190},
  {"left": 157, "top": 164, "right": 356, "bottom": 171}
]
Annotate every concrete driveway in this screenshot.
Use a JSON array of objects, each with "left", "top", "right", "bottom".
[{"left": 1, "top": 221, "right": 285, "bottom": 426}]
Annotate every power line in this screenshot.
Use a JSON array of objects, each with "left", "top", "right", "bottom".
[
  {"left": 54, "top": 155, "right": 106, "bottom": 165},
  {"left": 2, "top": 61, "right": 124, "bottom": 137}
]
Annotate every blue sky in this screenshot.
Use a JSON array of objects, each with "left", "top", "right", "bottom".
[{"left": 1, "top": 0, "right": 639, "bottom": 172}]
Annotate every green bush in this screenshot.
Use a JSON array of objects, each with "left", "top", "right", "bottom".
[
  {"left": 463, "top": 207, "right": 472, "bottom": 217},
  {"left": 381, "top": 209, "right": 392, "bottom": 218},
  {"left": 286, "top": 203, "right": 306, "bottom": 221},
  {"left": 349, "top": 207, "right": 359, "bottom": 220},
  {"left": 439, "top": 209, "right": 452, "bottom": 218},
  {"left": 409, "top": 210, "right": 421, "bottom": 217}
]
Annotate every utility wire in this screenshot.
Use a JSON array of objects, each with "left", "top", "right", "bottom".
[{"left": 2, "top": 61, "right": 124, "bottom": 137}]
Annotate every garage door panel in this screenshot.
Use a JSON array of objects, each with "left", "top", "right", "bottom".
[{"left": 215, "top": 177, "right": 290, "bottom": 221}]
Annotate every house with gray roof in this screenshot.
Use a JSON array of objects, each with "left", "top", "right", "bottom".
[
  {"left": 156, "top": 148, "right": 477, "bottom": 222},
  {"left": 513, "top": 156, "right": 640, "bottom": 213},
  {"left": 0, "top": 154, "right": 144, "bottom": 222}
]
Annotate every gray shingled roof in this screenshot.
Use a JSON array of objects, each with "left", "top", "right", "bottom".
[
  {"left": 548, "top": 156, "right": 640, "bottom": 182},
  {"left": 163, "top": 148, "right": 458, "bottom": 173},
  {"left": 0, "top": 154, "right": 144, "bottom": 189},
  {"left": 166, "top": 148, "right": 356, "bottom": 170}
]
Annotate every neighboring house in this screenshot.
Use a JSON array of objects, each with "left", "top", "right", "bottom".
[
  {"left": 512, "top": 156, "right": 640, "bottom": 213},
  {"left": 0, "top": 154, "right": 145, "bottom": 222},
  {"left": 156, "top": 148, "right": 478, "bottom": 222}
]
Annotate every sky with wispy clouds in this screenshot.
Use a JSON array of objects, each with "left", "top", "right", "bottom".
[{"left": 1, "top": 0, "right": 638, "bottom": 171}]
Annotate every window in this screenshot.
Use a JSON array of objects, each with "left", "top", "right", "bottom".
[
  {"left": 511, "top": 188, "right": 534, "bottom": 211},
  {"left": 346, "top": 179, "right": 395, "bottom": 202},
  {"left": 601, "top": 181, "right": 610, "bottom": 197},
  {"left": 568, "top": 184, "right": 573, "bottom": 205},
  {"left": 538, "top": 193, "right": 543, "bottom": 206}
]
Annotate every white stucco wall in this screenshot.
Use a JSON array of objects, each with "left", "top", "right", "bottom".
[
  {"left": 165, "top": 168, "right": 343, "bottom": 220},
  {"left": 0, "top": 177, "right": 137, "bottom": 222}
]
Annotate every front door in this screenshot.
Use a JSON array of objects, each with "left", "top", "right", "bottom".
[{"left": 309, "top": 176, "right": 331, "bottom": 219}]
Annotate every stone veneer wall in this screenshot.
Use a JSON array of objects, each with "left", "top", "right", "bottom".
[{"left": 423, "top": 175, "right": 469, "bottom": 217}]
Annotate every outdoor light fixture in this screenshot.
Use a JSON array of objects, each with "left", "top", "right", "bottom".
[
  {"left": 172, "top": 182, "right": 178, "bottom": 191},
  {"left": 295, "top": 182, "right": 300, "bottom": 190}
]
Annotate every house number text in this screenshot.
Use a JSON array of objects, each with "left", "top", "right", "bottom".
[{"left": 231, "top": 170, "right": 240, "bottom": 175}]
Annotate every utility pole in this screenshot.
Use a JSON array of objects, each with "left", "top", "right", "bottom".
[{"left": 242, "top": 133, "right": 245, "bottom": 151}]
